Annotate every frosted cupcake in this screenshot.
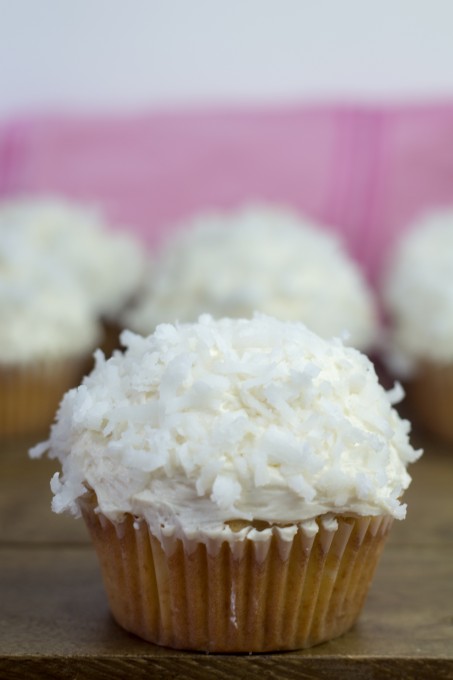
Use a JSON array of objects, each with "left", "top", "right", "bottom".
[
  {"left": 124, "top": 205, "right": 377, "bottom": 352},
  {"left": 0, "top": 278, "right": 100, "bottom": 437},
  {"left": 31, "top": 314, "right": 420, "bottom": 651},
  {"left": 381, "top": 209, "right": 453, "bottom": 442},
  {"left": 0, "top": 196, "right": 149, "bottom": 354},
  {"left": 0, "top": 216, "right": 102, "bottom": 437}
]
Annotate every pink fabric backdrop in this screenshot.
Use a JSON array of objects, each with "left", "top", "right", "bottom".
[{"left": 1, "top": 104, "right": 453, "bottom": 284}]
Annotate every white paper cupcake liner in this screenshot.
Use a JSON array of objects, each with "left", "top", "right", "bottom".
[{"left": 80, "top": 495, "right": 393, "bottom": 652}]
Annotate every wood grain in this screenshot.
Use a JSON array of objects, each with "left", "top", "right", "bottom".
[
  {"left": 1, "top": 431, "right": 453, "bottom": 677},
  {"left": 1, "top": 544, "right": 453, "bottom": 656},
  {"left": 0, "top": 434, "right": 89, "bottom": 545}
]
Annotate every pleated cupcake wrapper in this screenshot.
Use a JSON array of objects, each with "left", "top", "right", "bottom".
[
  {"left": 80, "top": 497, "right": 393, "bottom": 652},
  {"left": 406, "top": 361, "right": 453, "bottom": 443},
  {"left": 0, "top": 357, "right": 88, "bottom": 438}
]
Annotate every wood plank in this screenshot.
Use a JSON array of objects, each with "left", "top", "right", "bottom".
[
  {"left": 1, "top": 543, "right": 453, "bottom": 677},
  {"left": 0, "top": 435, "right": 89, "bottom": 545},
  {"left": 2, "top": 657, "right": 453, "bottom": 680},
  {"left": 388, "top": 430, "right": 453, "bottom": 546}
]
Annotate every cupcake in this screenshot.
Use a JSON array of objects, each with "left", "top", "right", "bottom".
[
  {"left": 31, "top": 314, "right": 421, "bottom": 652},
  {"left": 0, "top": 214, "right": 103, "bottom": 437},
  {"left": 0, "top": 196, "right": 149, "bottom": 354},
  {"left": 124, "top": 204, "right": 378, "bottom": 353},
  {"left": 0, "top": 279, "right": 100, "bottom": 438},
  {"left": 380, "top": 209, "right": 453, "bottom": 442}
]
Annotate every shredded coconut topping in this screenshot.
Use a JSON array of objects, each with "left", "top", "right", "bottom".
[
  {"left": 381, "top": 209, "right": 453, "bottom": 374},
  {"left": 124, "top": 204, "right": 377, "bottom": 351},
  {"left": 31, "top": 315, "right": 421, "bottom": 534}
]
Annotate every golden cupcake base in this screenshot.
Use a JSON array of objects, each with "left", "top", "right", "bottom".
[{"left": 80, "top": 496, "right": 393, "bottom": 653}]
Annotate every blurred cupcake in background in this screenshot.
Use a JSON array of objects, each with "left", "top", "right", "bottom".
[
  {"left": 0, "top": 195, "right": 149, "bottom": 437},
  {"left": 380, "top": 209, "right": 453, "bottom": 442},
  {"left": 124, "top": 204, "right": 378, "bottom": 353},
  {"left": 0, "top": 196, "right": 149, "bottom": 355},
  {"left": 0, "top": 257, "right": 100, "bottom": 438}
]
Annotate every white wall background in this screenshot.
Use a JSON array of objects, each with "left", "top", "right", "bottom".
[{"left": 1, "top": 0, "right": 453, "bottom": 117}]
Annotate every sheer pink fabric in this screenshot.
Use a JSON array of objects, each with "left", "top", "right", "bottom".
[{"left": 2, "top": 104, "right": 453, "bottom": 283}]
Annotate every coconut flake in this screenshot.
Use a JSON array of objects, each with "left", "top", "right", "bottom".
[{"left": 31, "top": 314, "right": 422, "bottom": 530}]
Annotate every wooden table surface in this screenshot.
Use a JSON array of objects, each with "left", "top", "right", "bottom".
[{"left": 1, "top": 429, "right": 453, "bottom": 679}]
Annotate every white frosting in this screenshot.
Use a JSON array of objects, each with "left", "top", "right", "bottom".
[
  {"left": 381, "top": 209, "right": 453, "bottom": 375},
  {"left": 0, "top": 232, "right": 100, "bottom": 362},
  {"left": 31, "top": 315, "right": 421, "bottom": 535},
  {"left": 0, "top": 196, "right": 148, "bottom": 318},
  {"left": 0, "top": 280, "right": 100, "bottom": 363},
  {"left": 124, "top": 205, "right": 377, "bottom": 351}
]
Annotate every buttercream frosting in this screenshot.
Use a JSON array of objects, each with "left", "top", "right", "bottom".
[
  {"left": 381, "top": 209, "right": 453, "bottom": 375},
  {"left": 0, "top": 196, "right": 148, "bottom": 318},
  {"left": 31, "top": 314, "right": 421, "bottom": 536},
  {"left": 0, "top": 280, "right": 100, "bottom": 363},
  {"left": 124, "top": 204, "right": 377, "bottom": 351},
  {"left": 0, "top": 231, "right": 100, "bottom": 362}
]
